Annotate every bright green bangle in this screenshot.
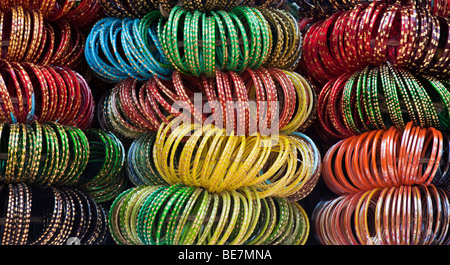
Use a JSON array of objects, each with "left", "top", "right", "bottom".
[
  {"left": 217, "top": 10, "right": 240, "bottom": 71},
  {"left": 234, "top": 7, "right": 262, "bottom": 69},
  {"left": 196, "top": 192, "right": 220, "bottom": 245},
  {"left": 166, "top": 185, "right": 196, "bottom": 245},
  {"left": 154, "top": 184, "right": 187, "bottom": 245},
  {"left": 421, "top": 75, "right": 450, "bottom": 128},
  {"left": 369, "top": 66, "right": 387, "bottom": 128},
  {"left": 183, "top": 11, "right": 195, "bottom": 75},
  {"left": 179, "top": 188, "right": 211, "bottom": 244},
  {"left": 386, "top": 63, "right": 419, "bottom": 127},
  {"left": 228, "top": 9, "right": 250, "bottom": 73},
  {"left": 29, "top": 122, "right": 42, "bottom": 183},
  {"left": 252, "top": 7, "right": 271, "bottom": 68},
  {"left": 108, "top": 187, "right": 134, "bottom": 245},
  {"left": 342, "top": 71, "right": 362, "bottom": 135},
  {"left": 356, "top": 67, "right": 372, "bottom": 131},
  {"left": 142, "top": 184, "right": 180, "bottom": 245},
  {"left": 212, "top": 11, "right": 228, "bottom": 70},
  {"left": 49, "top": 123, "right": 70, "bottom": 185},
  {"left": 380, "top": 64, "right": 404, "bottom": 128},
  {"left": 81, "top": 129, "right": 126, "bottom": 202},
  {"left": 172, "top": 187, "right": 203, "bottom": 244},
  {"left": 136, "top": 185, "right": 165, "bottom": 244}
]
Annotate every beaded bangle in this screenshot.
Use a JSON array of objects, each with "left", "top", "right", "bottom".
[{"left": 109, "top": 184, "right": 310, "bottom": 245}]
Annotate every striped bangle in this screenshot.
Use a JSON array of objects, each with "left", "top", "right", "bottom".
[
  {"left": 126, "top": 117, "right": 321, "bottom": 198},
  {"left": 109, "top": 184, "right": 310, "bottom": 245}
]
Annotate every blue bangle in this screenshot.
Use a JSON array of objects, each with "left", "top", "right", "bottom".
[
  {"left": 120, "top": 19, "right": 152, "bottom": 81},
  {"left": 85, "top": 19, "right": 127, "bottom": 82},
  {"left": 85, "top": 15, "right": 172, "bottom": 82}
]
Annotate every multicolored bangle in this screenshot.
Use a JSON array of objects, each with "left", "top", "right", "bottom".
[
  {"left": 300, "top": 2, "right": 450, "bottom": 84},
  {"left": 109, "top": 184, "right": 310, "bottom": 245},
  {"left": 98, "top": 69, "right": 316, "bottom": 139},
  {"left": 158, "top": 6, "right": 301, "bottom": 77},
  {"left": 0, "top": 122, "right": 126, "bottom": 198},
  {"left": 0, "top": 7, "right": 85, "bottom": 67},
  {"left": 316, "top": 63, "right": 450, "bottom": 142},
  {"left": 0, "top": 0, "right": 102, "bottom": 26}
]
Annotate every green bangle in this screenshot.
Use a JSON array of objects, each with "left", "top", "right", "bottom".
[
  {"left": 228, "top": 10, "right": 250, "bottom": 72},
  {"left": 171, "top": 187, "right": 203, "bottom": 244},
  {"left": 217, "top": 10, "right": 240, "bottom": 71},
  {"left": 179, "top": 188, "right": 211, "bottom": 244},
  {"left": 81, "top": 129, "right": 126, "bottom": 202}
]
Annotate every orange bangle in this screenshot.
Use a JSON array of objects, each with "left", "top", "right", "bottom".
[{"left": 322, "top": 122, "right": 445, "bottom": 194}]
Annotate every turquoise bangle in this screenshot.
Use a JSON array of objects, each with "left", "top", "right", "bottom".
[{"left": 85, "top": 15, "right": 172, "bottom": 82}]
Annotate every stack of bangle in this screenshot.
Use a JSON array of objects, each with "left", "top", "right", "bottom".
[
  {"left": 322, "top": 122, "right": 443, "bottom": 195},
  {"left": 85, "top": 13, "right": 172, "bottom": 82},
  {"left": 0, "top": 122, "right": 90, "bottom": 186},
  {"left": 0, "top": 60, "right": 94, "bottom": 129},
  {"left": 98, "top": 69, "right": 316, "bottom": 139},
  {"left": 0, "top": 183, "right": 108, "bottom": 245},
  {"left": 300, "top": 2, "right": 450, "bottom": 84},
  {"left": 0, "top": 7, "right": 85, "bottom": 67},
  {"left": 316, "top": 63, "right": 450, "bottom": 141},
  {"left": 294, "top": 0, "right": 372, "bottom": 18},
  {"left": 100, "top": 0, "right": 287, "bottom": 17},
  {"left": 295, "top": 0, "right": 450, "bottom": 18},
  {"left": 158, "top": 6, "right": 301, "bottom": 77},
  {"left": 100, "top": 0, "right": 166, "bottom": 18},
  {"left": 0, "top": 122, "right": 127, "bottom": 202},
  {"left": 79, "top": 129, "right": 127, "bottom": 203},
  {"left": 313, "top": 184, "right": 450, "bottom": 245},
  {"left": 108, "top": 184, "right": 310, "bottom": 245},
  {"left": 125, "top": 117, "right": 321, "bottom": 199},
  {"left": 0, "top": 0, "right": 103, "bottom": 27}
]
